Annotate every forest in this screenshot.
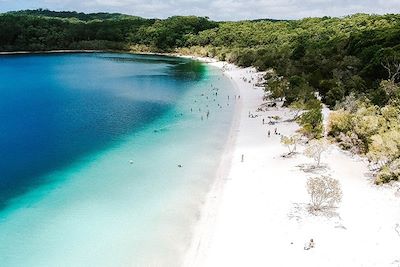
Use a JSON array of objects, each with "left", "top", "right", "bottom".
[{"left": 0, "top": 9, "right": 399, "bottom": 183}]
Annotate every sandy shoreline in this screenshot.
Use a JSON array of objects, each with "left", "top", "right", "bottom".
[
  {"left": 182, "top": 59, "right": 246, "bottom": 266},
  {"left": 184, "top": 57, "right": 400, "bottom": 267}
]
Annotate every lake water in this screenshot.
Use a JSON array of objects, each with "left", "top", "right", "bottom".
[{"left": 0, "top": 53, "right": 236, "bottom": 266}]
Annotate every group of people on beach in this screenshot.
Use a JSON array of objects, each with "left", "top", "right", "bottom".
[
  {"left": 189, "top": 83, "right": 241, "bottom": 122},
  {"left": 248, "top": 111, "right": 258, "bottom": 118},
  {"left": 267, "top": 127, "right": 280, "bottom": 138},
  {"left": 254, "top": 114, "right": 281, "bottom": 138}
]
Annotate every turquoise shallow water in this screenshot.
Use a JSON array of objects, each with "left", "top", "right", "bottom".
[{"left": 0, "top": 53, "right": 236, "bottom": 266}]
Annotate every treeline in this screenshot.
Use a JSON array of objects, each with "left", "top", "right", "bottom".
[
  {"left": 10, "top": 9, "right": 130, "bottom": 21},
  {"left": 184, "top": 14, "right": 400, "bottom": 107},
  {"left": 0, "top": 10, "right": 217, "bottom": 51}
]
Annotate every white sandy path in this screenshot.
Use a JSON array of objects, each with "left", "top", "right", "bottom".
[{"left": 183, "top": 58, "right": 400, "bottom": 267}]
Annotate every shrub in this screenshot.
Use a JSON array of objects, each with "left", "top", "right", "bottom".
[
  {"left": 327, "top": 109, "right": 353, "bottom": 137},
  {"left": 367, "top": 130, "right": 400, "bottom": 163},
  {"left": 281, "top": 134, "right": 301, "bottom": 154},
  {"left": 307, "top": 176, "right": 343, "bottom": 212},
  {"left": 351, "top": 105, "right": 385, "bottom": 152},
  {"left": 304, "top": 139, "right": 328, "bottom": 167},
  {"left": 375, "top": 159, "right": 400, "bottom": 184},
  {"left": 298, "top": 108, "right": 323, "bottom": 139},
  {"left": 335, "top": 132, "right": 364, "bottom": 154},
  {"left": 379, "top": 79, "right": 400, "bottom": 99}
]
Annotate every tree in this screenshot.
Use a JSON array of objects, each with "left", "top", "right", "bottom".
[
  {"left": 289, "top": 100, "right": 305, "bottom": 120},
  {"left": 267, "top": 75, "right": 288, "bottom": 100},
  {"left": 304, "top": 139, "right": 328, "bottom": 167},
  {"left": 381, "top": 52, "right": 400, "bottom": 83},
  {"left": 307, "top": 175, "right": 343, "bottom": 212},
  {"left": 281, "top": 134, "right": 301, "bottom": 154},
  {"left": 298, "top": 108, "right": 323, "bottom": 139}
]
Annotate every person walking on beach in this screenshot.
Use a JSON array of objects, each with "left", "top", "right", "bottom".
[
  {"left": 241, "top": 154, "right": 244, "bottom": 162},
  {"left": 274, "top": 127, "right": 277, "bottom": 135},
  {"left": 268, "top": 130, "right": 271, "bottom": 137},
  {"left": 262, "top": 118, "right": 265, "bottom": 125}
]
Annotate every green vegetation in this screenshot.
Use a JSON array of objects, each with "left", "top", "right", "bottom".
[
  {"left": 328, "top": 95, "right": 400, "bottom": 184},
  {"left": 0, "top": 9, "right": 216, "bottom": 52},
  {"left": 1, "top": 9, "right": 399, "bottom": 183},
  {"left": 280, "top": 134, "right": 300, "bottom": 154}
]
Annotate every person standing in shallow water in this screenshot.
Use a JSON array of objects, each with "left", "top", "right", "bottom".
[{"left": 268, "top": 130, "right": 270, "bottom": 137}]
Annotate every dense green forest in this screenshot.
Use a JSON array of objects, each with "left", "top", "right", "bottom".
[
  {"left": 1, "top": 9, "right": 399, "bottom": 183},
  {"left": 0, "top": 10, "right": 216, "bottom": 51}
]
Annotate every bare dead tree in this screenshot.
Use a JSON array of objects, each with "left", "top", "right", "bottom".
[{"left": 381, "top": 56, "right": 400, "bottom": 83}]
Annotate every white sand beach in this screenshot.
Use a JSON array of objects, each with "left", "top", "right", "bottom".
[{"left": 184, "top": 58, "right": 400, "bottom": 267}]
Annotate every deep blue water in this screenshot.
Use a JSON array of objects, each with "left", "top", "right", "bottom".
[
  {"left": 0, "top": 52, "right": 237, "bottom": 266},
  {"left": 0, "top": 52, "right": 205, "bottom": 207}
]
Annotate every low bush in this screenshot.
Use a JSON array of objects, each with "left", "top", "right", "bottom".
[{"left": 307, "top": 176, "right": 343, "bottom": 213}]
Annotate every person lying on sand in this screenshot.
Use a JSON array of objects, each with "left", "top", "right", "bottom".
[{"left": 304, "top": 239, "right": 315, "bottom": 250}]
